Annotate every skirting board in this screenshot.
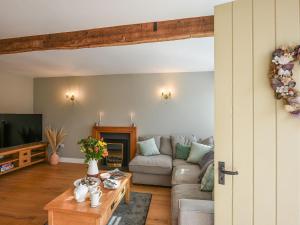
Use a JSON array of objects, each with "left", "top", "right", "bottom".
[{"left": 60, "top": 157, "right": 85, "bottom": 164}]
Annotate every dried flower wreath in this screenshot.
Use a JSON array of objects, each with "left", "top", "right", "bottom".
[{"left": 271, "top": 46, "right": 300, "bottom": 116}]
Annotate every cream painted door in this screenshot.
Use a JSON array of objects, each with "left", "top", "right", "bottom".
[{"left": 215, "top": 1, "right": 300, "bottom": 225}]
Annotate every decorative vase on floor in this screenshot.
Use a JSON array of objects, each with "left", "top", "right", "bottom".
[
  {"left": 49, "top": 152, "right": 60, "bottom": 165},
  {"left": 45, "top": 126, "right": 67, "bottom": 166},
  {"left": 87, "top": 159, "right": 99, "bottom": 177}
]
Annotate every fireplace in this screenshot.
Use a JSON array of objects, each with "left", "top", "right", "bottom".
[
  {"left": 92, "top": 126, "right": 137, "bottom": 170},
  {"left": 100, "top": 132, "right": 130, "bottom": 169},
  {"left": 106, "top": 143, "right": 124, "bottom": 168}
]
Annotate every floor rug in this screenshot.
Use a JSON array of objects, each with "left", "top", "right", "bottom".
[{"left": 45, "top": 192, "right": 152, "bottom": 225}]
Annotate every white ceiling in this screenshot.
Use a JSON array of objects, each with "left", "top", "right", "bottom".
[
  {"left": 0, "top": 38, "right": 213, "bottom": 77},
  {"left": 0, "top": 0, "right": 230, "bottom": 77}
]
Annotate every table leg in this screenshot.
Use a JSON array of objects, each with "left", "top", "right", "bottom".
[
  {"left": 48, "top": 210, "right": 53, "bottom": 225},
  {"left": 125, "top": 180, "right": 131, "bottom": 204}
]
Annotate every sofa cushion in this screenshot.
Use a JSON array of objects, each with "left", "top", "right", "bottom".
[
  {"left": 187, "top": 143, "right": 212, "bottom": 164},
  {"left": 175, "top": 143, "right": 191, "bottom": 160},
  {"left": 172, "top": 184, "right": 212, "bottom": 225},
  {"left": 129, "top": 154, "right": 172, "bottom": 175},
  {"left": 171, "top": 135, "right": 200, "bottom": 158},
  {"left": 200, "top": 163, "right": 214, "bottom": 192},
  {"left": 137, "top": 135, "right": 161, "bottom": 155},
  {"left": 201, "top": 136, "right": 215, "bottom": 148},
  {"left": 137, "top": 138, "right": 160, "bottom": 156},
  {"left": 179, "top": 199, "right": 214, "bottom": 225},
  {"left": 199, "top": 151, "right": 214, "bottom": 168},
  {"left": 172, "top": 164, "right": 202, "bottom": 185},
  {"left": 179, "top": 199, "right": 214, "bottom": 213},
  {"left": 160, "top": 136, "right": 172, "bottom": 155},
  {"left": 173, "top": 159, "right": 191, "bottom": 167},
  {"left": 199, "top": 151, "right": 214, "bottom": 183}
]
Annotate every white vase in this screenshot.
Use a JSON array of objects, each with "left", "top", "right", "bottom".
[{"left": 87, "top": 159, "right": 99, "bottom": 177}]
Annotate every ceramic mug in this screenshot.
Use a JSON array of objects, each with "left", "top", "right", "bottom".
[{"left": 90, "top": 188, "right": 102, "bottom": 208}]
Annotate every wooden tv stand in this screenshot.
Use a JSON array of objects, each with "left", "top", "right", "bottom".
[{"left": 0, "top": 142, "right": 48, "bottom": 176}]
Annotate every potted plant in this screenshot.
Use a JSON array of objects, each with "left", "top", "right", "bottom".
[
  {"left": 78, "top": 136, "right": 108, "bottom": 177},
  {"left": 45, "top": 127, "right": 67, "bottom": 165}
]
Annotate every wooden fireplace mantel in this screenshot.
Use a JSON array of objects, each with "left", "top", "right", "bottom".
[{"left": 92, "top": 126, "right": 137, "bottom": 160}]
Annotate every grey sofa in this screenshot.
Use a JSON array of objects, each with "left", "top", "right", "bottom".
[{"left": 129, "top": 135, "right": 214, "bottom": 225}]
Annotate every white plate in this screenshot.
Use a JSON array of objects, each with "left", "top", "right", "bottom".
[
  {"left": 73, "top": 177, "right": 101, "bottom": 189},
  {"left": 100, "top": 172, "right": 111, "bottom": 180}
]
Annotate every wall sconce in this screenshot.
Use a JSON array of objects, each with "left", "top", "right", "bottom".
[
  {"left": 65, "top": 92, "right": 76, "bottom": 103},
  {"left": 161, "top": 89, "right": 172, "bottom": 101}
]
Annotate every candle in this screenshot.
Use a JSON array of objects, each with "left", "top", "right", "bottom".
[
  {"left": 130, "top": 112, "right": 134, "bottom": 123},
  {"left": 99, "top": 111, "right": 103, "bottom": 123}
]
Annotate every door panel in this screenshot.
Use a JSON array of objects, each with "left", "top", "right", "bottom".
[
  {"left": 253, "top": 0, "right": 277, "bottom": 225},
  {"left": 215, "top": 3, "right": 233, "bottom": 225},
  {"left": 275, "top": 1, "right": 300, "bottom": 225},
  {"left": 232, "top": 1, "right": 254, "bottom": 225}
]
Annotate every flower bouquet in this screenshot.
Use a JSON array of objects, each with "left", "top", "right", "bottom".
[{"left": 78, "top": 136, "right": 108, "bottom": 176}]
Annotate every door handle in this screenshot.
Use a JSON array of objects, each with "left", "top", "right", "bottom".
[{"left": 218, "top": 161, "right": 238, "bottom": 185}]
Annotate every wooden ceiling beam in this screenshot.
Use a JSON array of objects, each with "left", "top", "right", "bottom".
[{"left": 0, "top": 16, "right": 214, "bottom": 55}]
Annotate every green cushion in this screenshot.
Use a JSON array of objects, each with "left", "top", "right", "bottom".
[
  {"left": 186, "top": 142, "right": 212, "bottom": 164},
  {"left": 200, "top": 163, "right": 214, "bottom": 192},
  {"left": 137, "top": 138, "right": 160, "bottom": 156},
  {"left": 175, "top": 143, "right": 191, "bottom": 160}
]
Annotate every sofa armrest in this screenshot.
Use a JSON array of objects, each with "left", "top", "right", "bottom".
[{"left": 178, "top": 199, "right": 214, "bottom": 225}]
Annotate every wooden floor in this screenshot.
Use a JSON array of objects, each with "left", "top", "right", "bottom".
[{"left": 0, "top": 163, "right": 171, "bottom": 225}]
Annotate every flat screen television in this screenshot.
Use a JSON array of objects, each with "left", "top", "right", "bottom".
[{"left": 0, "top": 114, "right": 43, "bottom": 149}]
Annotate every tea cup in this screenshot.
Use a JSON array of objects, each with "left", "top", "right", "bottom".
[{"left": 90, "top": 188, "right": 102, "bottom": 208}]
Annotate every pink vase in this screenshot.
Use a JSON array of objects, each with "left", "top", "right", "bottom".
[{"left": 49, "top": 152, "right": 60, "bottom": 165}]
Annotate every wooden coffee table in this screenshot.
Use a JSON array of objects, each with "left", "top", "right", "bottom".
[{"left": 44, "top": 172, "right": 132, "bottom": 225}]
